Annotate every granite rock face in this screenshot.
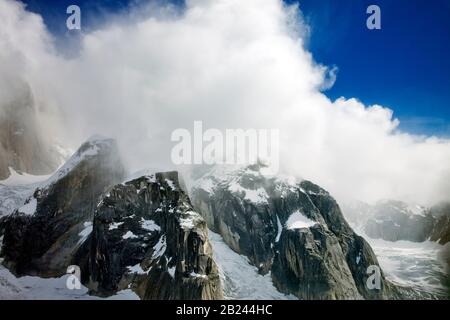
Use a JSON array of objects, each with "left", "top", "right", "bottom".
[
  {"left": 1, "top": 137, "right": 125, "bottom": 276},
  {"left": 0, "top": 216, "right": 5, "bottom": 238},
  {"left": 429, "top": 203, "right": 450, "bottom": 245},
  {"left": 0, "top": 82, "right": 60, "bottom": 180},
  {"left": 191, "top": 164, "right": 391, "bottom": 299},
  {"left": 76, "top": 172, "right": 223, "bottom": 300}
]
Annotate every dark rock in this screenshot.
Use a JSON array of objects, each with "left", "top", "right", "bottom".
[
  {"left": 272, "top": 224, "right": 360, "bottom": 299},
  {"left": 429, "top": 203, "right": 450, "bottom": 245},
  {"left": 1, "top": 136, "right": 125, "bottom": 276},
  {"left": 76, "top": 171, "right": 223, "bottom": 300},
  {"left": 192, "top": 164, "right": 391, "bottom": 299},
  {"left": 0, "top": 216, "right": 5, "bottom": 238}
]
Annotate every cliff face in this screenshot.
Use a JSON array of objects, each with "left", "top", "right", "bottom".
[
  {"left": 0, "top": 82, "right": 59, "bottom": 180},
  {"left": 192, "top": 164, "right": 392, "bottom": 300},
  {"left": 1, "top": 136, "right": 223, "bottom": 299},
  {"left": 429, "top": 203, "right": 450, "bottom": 245},
  {"left": 76, "top": 172, "right": 223, "bottom": 300},
  {"left": 1, "top": 137, "right": 126, "bottom": 276}
]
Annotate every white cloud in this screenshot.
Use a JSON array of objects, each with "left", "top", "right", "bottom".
[{"left": 1, "top": 0, "right": 449, "bottom": 205}]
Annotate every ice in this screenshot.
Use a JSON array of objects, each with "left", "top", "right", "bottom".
[{"left": 353, "top": 225, "right": 449, "bottom": 299}]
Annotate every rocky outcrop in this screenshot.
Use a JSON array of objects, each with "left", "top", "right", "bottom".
[
  {"left": 0, "top": 81, "right": 60, "bottom": 180},
  {"left": 429, "top": 203, "right": 450, "bottom": 245},
  {"left": 191, "top": 164, "right": 391, "bottom": 300},
  {"left": 76, "top": 172, "right": 223, "bottom": 300},
  {"left": 363, "top": 201, "right": 435, "bottom": 242},
  {"left": 0, "top": 216, "right": 5, "bottom": 238},
  {"left": 0, "top": 136, "right": 125, "bottom": 276}
]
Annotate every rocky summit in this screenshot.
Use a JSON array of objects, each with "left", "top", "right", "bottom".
[
  {"left": 0, "top": 136, "right": 126, "bottom": 276},
  {"left": 191, "top": 164, "right": 392, "bottom": 300},
  {"left": 75, "top": 171, "right": 223, "bottom": 300},
  {"left": 0, "top": 136, "right": 223, "bottom": 300}
]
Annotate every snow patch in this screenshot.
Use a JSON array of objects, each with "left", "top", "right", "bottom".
[
  {"left": 168, "top": 266, "right": 176, "bottom": 278},
  {"left": 122, "top": 231, "right": 138, "bottom": 240},
  {"left": 140, "top": 218, "right": 160, "bottom": 232},
  {"left": 127, "top": 263, "right": 148, "bottom": 275},
  {"left": 18, "top": 197, "right": 37, "bottom": 216},
  {"left": 189, "top": 271, "right": 207, "bottom": 279},
  {"left": 285, "top": 210, "right": 316, "bottom": 230},
  {"left": 179, "top": 210, "right": 203, "bottom": 230},
  {"left": 275, "top": 215, "right": 282, "bottom": 242},
  {"left": 152, "top": 236, "right": 166, "bottom": 259},
  {"left": 109, "top": 221, "right": 124, "bottom": 230},
  {"left": 229, "top": 183, "right": 268, "bottom": 204},
  {"left": 165, "top": 179, "right": 176, "bottom": 190},
  {"left": 78, "top": 222, "right": 93, "bottom": 245}
]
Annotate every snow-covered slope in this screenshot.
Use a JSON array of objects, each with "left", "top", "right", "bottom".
[
  {"left": 361, "top": 231, "right": 448, "bottom": 299},
  {"left": 208, "top": 230, "right": 295, "bottom": 300},
  {"left": 0, "top": 258, "right": 138, "bottom": 300},
  {"left": 0, "top": 169, "right": 51, "bottom": 218}
]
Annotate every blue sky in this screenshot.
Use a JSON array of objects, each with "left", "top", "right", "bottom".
[{"left": 20, "top": 0, "right": 450, "bottom": 136}]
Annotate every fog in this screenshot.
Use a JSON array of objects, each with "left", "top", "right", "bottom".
[{"left": 1, "top": 0, "right": 449, "bottom": 205}]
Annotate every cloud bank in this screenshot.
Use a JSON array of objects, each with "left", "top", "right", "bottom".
[{"left": 1, "top": 0, "right": 449, "bottom": 205}]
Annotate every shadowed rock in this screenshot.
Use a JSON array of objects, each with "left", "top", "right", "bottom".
[
  {"left": 192, "top": 164, "right": 392, "bottom": 299},
  {"left": 1, "top": 136, "right": 125, "bottom": 276},
  {"left": 76, "top": 171, "right": 223, "bottom": 300},
  {"left": 429, "top": 203, "right": 450, "bottom": 245}
]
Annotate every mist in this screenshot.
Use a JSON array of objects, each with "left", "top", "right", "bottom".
[{"left": 1, "top": 0, "right": 449, "bottom": 205}]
